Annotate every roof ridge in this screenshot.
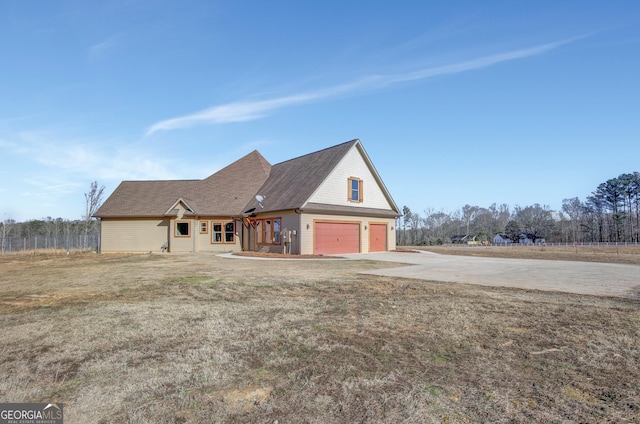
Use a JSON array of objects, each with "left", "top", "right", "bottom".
[
  {"left": 273, "top": 139, "right": 359, "bottom": 166},
  {"left": 204, "top": 149, "right": 271, "bottom": 181},
  {"left": 119, "top": 178, "right": 200, "bottom": 183}
]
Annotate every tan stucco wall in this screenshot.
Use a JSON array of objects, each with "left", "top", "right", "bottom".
[
  {"left": 299, "top": 213, "right": 396, "bottom": 255},
  {"left": 100, "top": 218, "right": 170, "bottom": 253}
]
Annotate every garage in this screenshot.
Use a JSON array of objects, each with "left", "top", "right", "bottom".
[
  {"left": 314, "top": 222, "right": 360, "bottom": 255},
  {"left": 369, "top": 223, "right": 387, "bottom": 252}
]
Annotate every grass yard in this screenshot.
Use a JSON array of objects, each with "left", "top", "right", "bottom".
[{"left": 1, "top": 249, "right": 639, "bottom": 423}]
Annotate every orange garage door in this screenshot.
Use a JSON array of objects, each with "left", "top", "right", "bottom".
[
  {"left": 314, "top": 222, "right": 360, "bottom": 255},
  {"left": 369, "top": 224, "right": 387, "bottom": 252}
]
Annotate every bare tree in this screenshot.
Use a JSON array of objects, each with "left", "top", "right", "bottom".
[
  {"left": 562, "top": 197, "right": 583, "bottom": 243},
  {"left": 461, "top": 204, "right": 480, "bottom": 237},
  {"left": 401, "top": 206, "right": 412, "bottom": 245},
  {"left": 514, "top": 204, "right": 554, "bottom": 241},
  {"left": 1, "top": 216, "right": 12, "bottom": 255},
  {"left": 83, "top": 181, "right": 105, "bottom": 250},
  {"left": 424, "top": 211, "right": 449, "bottom": 244}
]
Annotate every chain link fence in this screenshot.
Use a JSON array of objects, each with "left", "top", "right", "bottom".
[{"left": 1, "top": 233, "right": 100, "bottom": 254}]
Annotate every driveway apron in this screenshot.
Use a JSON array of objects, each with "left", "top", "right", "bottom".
[{"left": 344, "top": 251, "right": 640, "bottom": 299}]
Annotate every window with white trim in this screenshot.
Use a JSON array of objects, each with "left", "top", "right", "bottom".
[
  {"left": 212, "top": 223, "right": 223, "bottom": 242},
  {"left": 224, "top": 222, "right": 235, "bottom": 242},
  {"left": 212, "top": 221, "right": 235, "bottom": 244}
]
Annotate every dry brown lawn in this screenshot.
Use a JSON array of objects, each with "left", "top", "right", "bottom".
[{"left": 1, "top": 249, "right": 638, "bottom": 423}]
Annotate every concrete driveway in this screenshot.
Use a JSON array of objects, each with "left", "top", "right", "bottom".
[{"left": 344, "top": 251, "right": 640, "bottom": 299}]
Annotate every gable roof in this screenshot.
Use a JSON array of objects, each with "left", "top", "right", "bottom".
[
  {"left": 243, "top": 139, "right": 358, "bottom": 213},
  {"left": 95, "top": 139, "right": 399, "bottom": 219},
  {"left": 243, "top": 139, "right": 399, "bottom": 216},
  {"left": 94, "top": 150, "right": 271, "bottom": 218}
]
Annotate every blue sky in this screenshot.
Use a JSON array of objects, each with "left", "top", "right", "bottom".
[{"left": 1, "top": 1, "right": 639, "bottom": 222}]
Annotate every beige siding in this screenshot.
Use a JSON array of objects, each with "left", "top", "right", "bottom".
[
  {"left": 299, "top": 213, "right": 395, "bottom": 255},
  {"left": 169, "top": 204, "right": 194, "bottom": 252},
  {"left": 281, "top": 212, "right": 301, "bottom": 255},
  {"left": 169, "top": 218, "right": 195, "bottom": 252},
  {"left": 250, "top": 211, "right": 301, "bottom": 254},
  {"left": 195, "top": 219, "right": 242, "bottom": 253},
  {"left": 100, "top": 219, "right": 169, "bottom": 253},
  {"left": 308, "top": 145, "right": 393, "bottom": 210}
]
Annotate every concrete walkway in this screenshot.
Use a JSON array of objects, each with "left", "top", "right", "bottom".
[{"left": 343, "top": 251, "right": 640, "bottom": 299}]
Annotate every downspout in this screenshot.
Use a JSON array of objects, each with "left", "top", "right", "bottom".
[
  {"left": 192, "top": 216, "right": 197, "bottom": 252},
  {"left": 294, "top": 208, "right": 303, "bottom": 255}
]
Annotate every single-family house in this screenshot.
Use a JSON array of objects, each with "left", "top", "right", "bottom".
[
  {"left": 492, "top": 234, "right": 512, "bottom": 245},
  {"left": 94, "top": 139, "right": 400, "bottom": 255},
  {"left": 517, "top": 232, "right": 545, "bottom": 245}
]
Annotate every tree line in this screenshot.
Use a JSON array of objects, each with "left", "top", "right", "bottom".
[
  {"left": 1, "top": 181, "right": 105, "bottom": 253},
  {"left": 0, "top": 217, "right": 98, "bottom": 253},
  {"left": 2, "top": 217, "right": 87, "bottom": 238},
  {"left": 397, "top": 171, "right": 640, "bottom": 245}
]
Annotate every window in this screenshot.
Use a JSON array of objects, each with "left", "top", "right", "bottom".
[
  {"left": 212, "top": 223, "right": 222, "bottom": 242},
  {"left": 348, "top": 177, "right": 363, "bottom": 203},
  {"left": 264, "top": 220, "right": 272, "bottom": 244},
  {"left": 225, "top": 222, "right": 235, "bottom": 243},
  {"left": 273, "top": 219, "right": 281, "bottom": 244},
  {"left": 212, "top": 221, "right": 235, "bottom": 244},
  {"left": 175, "top": 221, "right": 190, "bottom": 237},
  {"left": 255, "top": 218, "right": 281, "bottom": 245},
  {"left": 199, "top": 221, "right": 208, "bottom": 234},
  {"left": 255, "top": 221, "right": 262, "bottom": 244}
]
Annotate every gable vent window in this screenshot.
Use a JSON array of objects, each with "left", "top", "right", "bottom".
[{"left": 348, "top": 177, "right": 363, "bottom": 203}]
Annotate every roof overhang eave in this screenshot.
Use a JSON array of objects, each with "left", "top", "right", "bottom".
[{"left": 300, "top": 203, "right": 400, "bottom": 218}]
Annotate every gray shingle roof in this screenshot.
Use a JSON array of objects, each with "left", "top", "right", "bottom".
[
  {"left": 95, "top": 139, "right": 399, "bottom": 219},
  {"left": 243, "top": 139, "right": 358, "bottom": 213},
  {"left": 94, "top": 150, "right": 271, "bottom": 218}
]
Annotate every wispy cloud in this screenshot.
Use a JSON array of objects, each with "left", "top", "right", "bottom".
[
  {"left": 145, "top": 36, "right": 584, "bottom": 136},
  {"left": 88, "top": 35, "right": 120, "bottom": 60},
  {"left": 381, "top": 37, "right": 582, "bottom": 84},
  {"left": 10, "top": 129, "right": 177, "bottom": 181}
]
